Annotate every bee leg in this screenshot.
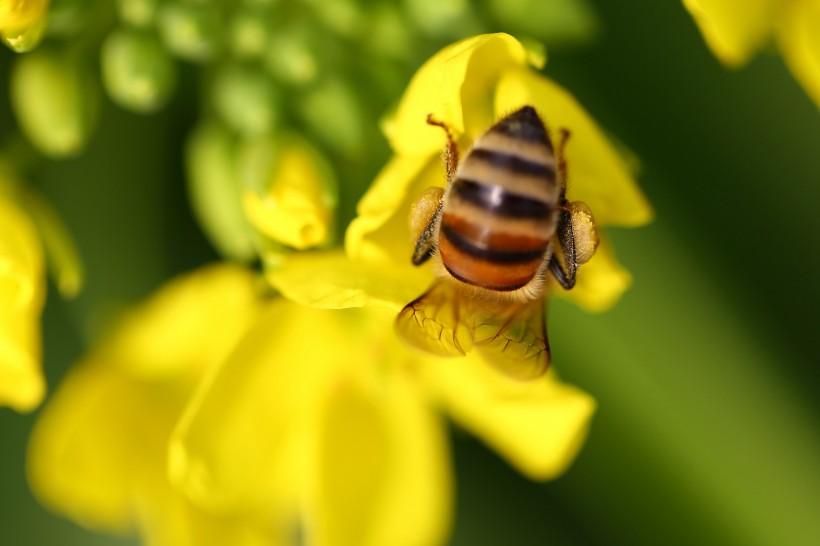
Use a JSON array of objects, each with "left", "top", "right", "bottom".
[
  {"left": 426, "top": 114, "right": 460, "bottom": 185},
  {"left": 556, "top": 128, "right": 571, "bottom": 198},
  {"left": 410, "top": 187, "right": 444, "bottom": 265},
  {"left": 549, "top": 200, "right": 600, "bottom": 289},
  {"left": 548, "top": 202, "right": 578, "bottom": 290}
]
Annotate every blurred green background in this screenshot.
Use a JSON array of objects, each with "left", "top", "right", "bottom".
[{"left": 2, "top": 0, "right": 819, "bottom": 545}]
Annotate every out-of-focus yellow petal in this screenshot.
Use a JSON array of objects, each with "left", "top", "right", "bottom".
[
  {"left": 0, "top": 193, "right": 45, "bottom": 412},
  {"left": 386, "top": 33, "right": 531, "bottom": 156},
  {"left": 28, "top": 362, "right": 158, "bottom": 532},
  {"left": 29, "top": 264, "right": 270, "bottom": 545},
  {"left": 172, "top": 302, "right": 452, "bottom": 546},
  {"left": 346, "top": 154, "right": 442, "bottom": 265},
  {"left": 777, "top": 0, "right": 820, "bottom": 108},
  {"left": 495, "top": 68, "right": 653, "bottom": 227},
  {"left": 420, "top": 355, "right": 595, "bottom": 480},
  {"left": 682, "top": 0, "right": 775, "bottom": 66},
  {"left": 169, "top": 299, "right": 329, "bottom": 517},
  {"left": 267, "top": 251, "right": 430, "bottom": 311},
  {"left": 239, "top": 136, "right": 337, "bottom": 250},
  {"left": 309, "top": 366, "right": 451, "bottom": 546},
  {"left": 555, "top": 237, "right": 632, "bottom": 312},
  {"left": 0, "top": 0, "right": 49, "bottom": 32},
  {"left": 102, "top": 264, "right": 260, "bottom": 381}
]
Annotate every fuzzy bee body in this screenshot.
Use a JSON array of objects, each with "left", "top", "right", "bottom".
[
  {"left": 398, "top": 106, "right": 599, "bottom": 379},
  {"left": 438, "top": 106, "right": 560, "bottom": 293}
]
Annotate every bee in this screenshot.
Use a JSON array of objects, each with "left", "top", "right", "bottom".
[{"left": 396, "top": 105, "right": 599, "bottom": 379}]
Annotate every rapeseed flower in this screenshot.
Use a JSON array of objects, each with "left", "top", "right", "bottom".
[
  {"left": 270, "top": 33, "right": 652, "bottom": 313},
  {"left": 684, "top": 0, "right": 820, "bottom": 107},
  {"left": 0, "top": 177, "right": 45, "bottom": 412},
  {"left": 169, "top": 33, "right": 649, "bottom": 546}
]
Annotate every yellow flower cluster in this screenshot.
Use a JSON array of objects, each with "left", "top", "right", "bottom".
[
  {"left": 684, "top": 0, "right": 820, "bottom": 107},
  {"left": 27, "top": 33, "right": 650, "bottom": 546}
]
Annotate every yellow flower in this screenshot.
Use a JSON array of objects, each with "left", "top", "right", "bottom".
[
  {"left": 28, "top": 265, "right": 270, "bottom": 546},
  {"left": 170, "top": 298, "right": 594, "bottom": 546},
  {"left": 683, "top": 0, "right": 820, "bottom": 107},
  {"left": 0, "top": 183, "right": 45, "bottom": 412},
  {"left": 270, "top": 33, "right": 652, "bottom": 313},
  {"left": 168, "top": 33, "right": 644, "bottom": 546}
]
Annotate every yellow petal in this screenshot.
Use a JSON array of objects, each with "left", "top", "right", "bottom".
[
  {"left": 239, "top": 136, "right": 337, "bottom": 250},
  {"left": 267, "top": 251, "right": 430, "bottom": 311},
  {"left": 420, "top": 355, "right": 595, "bottom": 480},
  {"left": 0, "top": 193, "right": 45, "bottom": 412},
  {"left": 308, "top": 366, "right": 451, "bottom": 546},
  {"left": 103, "top": 264, "right": 260, "bottom": 381},
  {"left": 346, "top": 153, "right": 442, "bottom": 266},
  {"left": 385, "top": 33, "right": 531, "bottom": 156},
  {"left": 28, "top": 362, "right": 156, "bottom": 533},
  {"left": 555, "top": 236, "right": 632, "bottom": 313},
  {"left": 494, "top": 67, "right": 653, "bottom": 227},
  {"left": 0, "top": 0, "right": 49, "bottom": 32},
  {"left": 777, "top": 0, "right": 820, "bottom": 108},
  {"left": 29, "top": 264, "right": 272, "bottom": 545},
  {"left": 682, "top": 0, "right": 775, "bottom": 66},
  {"left": 169, "top": 300, "right": 335, "bottom": 515}
]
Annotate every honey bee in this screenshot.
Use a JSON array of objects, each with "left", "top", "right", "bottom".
[{"left": 396, "top": 105, "right": 599, "bottom": 379}]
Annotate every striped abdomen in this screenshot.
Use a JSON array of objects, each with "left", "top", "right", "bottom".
[{"left": 438, "top": 106, "right": 559, "bottom": 291}]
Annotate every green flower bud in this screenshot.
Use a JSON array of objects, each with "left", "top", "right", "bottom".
[
  {"left": 229, "top": 7, "right": 269, "bottom": 60},
  {"left": 186, "top": 122, "right": 256, "bottom": 262},
  {"left": 213, "top": 64, "right": 278, "bottom": 137},
  {"left": 404, "top": 0, "right": 483, "bottom": 38},
  {"left": 117, "top": 0, "right": 161, "bottom": 28},
  {"left": 101, "top": 29, "right": 177, "bottom": 113},
  {"left": 10, "top": 48, "right": 98, "bottom": 157},
  {"left": 265, "top": 28, "right": 318, "bottom": 86},
  {"left": 298, "top": 77, "right": 363, "bottom": 157},
  {"left": 487, "top": 0, "right": 599, "bottom": 45},
  {"left": 157, "top": 1, "right": 222, "bottom": 62}
]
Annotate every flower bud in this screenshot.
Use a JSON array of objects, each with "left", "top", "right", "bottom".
[
  {"left": 101, "top": 28, "right": 177, "bottom": 113},
  {"left": 1, "top": 16, "right": 45, "bottom": 52},
  {"left": 238, "top": 136, "right": 337, "bottom": 250},
  {"left": 185, "top": 122, "right": 256, "bottom": 261},
  {"left": 10, "top": 48, "right": 98, "bottom": 157},
  {"left": 158, "top": 1, "right": 222, "bottom": 62},
  {"left": 213, "top": 64, "right": 279, "bottom": 137}
]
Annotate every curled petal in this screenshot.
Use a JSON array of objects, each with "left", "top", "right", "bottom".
[
  {"left": 386, "top": 33, "right": 531, "bottom": 155},
  {"left": 268, "top": 251, "right": 430, "bottom": 311},
  {"left": 494, "top": 67, "right": 653, "bottom": 227},
  {"left": 0, "top": 193, "right": 45, "bottom": 412},
  {"left": 420, "top": 355, "right": 595, "bottom": 480},
  {"left": 239, "top": 136, "right": 337, "bottom": 251},
  {"left": 682, "top": 0, "right": 775, "bottom": 66}
]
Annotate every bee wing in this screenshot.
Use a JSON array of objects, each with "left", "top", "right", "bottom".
[
  {"left": 473, "top": 297, "right": 550, "bottom": 379},
  {"left": 396, "top": 280, "right": 474, "bottom": 357}
]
